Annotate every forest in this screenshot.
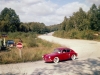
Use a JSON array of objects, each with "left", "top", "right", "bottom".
[
  {"left": 0, "top": 7, "right": 50, "bottom": 33},
  {"left": 53, "top": 4, "right": 100, "bottom": 40},
  {"left": 0, "top": 4, "right": 100, "bottom": 64},
  {"left": 59, "top": 4, "right": 100, "bottom": 31},
  {"left": 0, "top": 4, "right": 100, "bottom": 37}
]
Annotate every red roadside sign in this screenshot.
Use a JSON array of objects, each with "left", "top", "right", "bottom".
[{"left": 16, "top": 42, "right": 23, "bottom": 49}]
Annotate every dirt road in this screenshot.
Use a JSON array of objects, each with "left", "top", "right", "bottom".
[{"left": 0, "top": 34, "right": 100, "bottom": 75}]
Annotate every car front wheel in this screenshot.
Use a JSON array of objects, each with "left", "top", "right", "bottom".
[
  {"left": 71, "top": 55, "right": 76, "bottom": 60},
  {"left": 53, "top": 57, "right": 59, "bottom": 63}
]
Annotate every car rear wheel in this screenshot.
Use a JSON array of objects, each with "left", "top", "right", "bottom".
[
  {"left": 53, "top": 57, "right": 59, "bottom": 63},
  {"left": 71, "top": 55, "right": 76, "bottom": 60}
]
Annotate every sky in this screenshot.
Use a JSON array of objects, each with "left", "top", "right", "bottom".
[{"left": 0, "top": 0, "right": 100, "bottom": 25}]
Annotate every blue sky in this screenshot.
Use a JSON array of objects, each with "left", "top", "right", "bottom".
[{"left": 0, "top": 0, "right": 100, "bottom": 25}]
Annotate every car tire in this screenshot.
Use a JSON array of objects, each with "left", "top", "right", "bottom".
[
  {"left": 53, "top": 57, "right": 59, "bottom": 63},
  {"left": 71, "top": 55, "right": 76, "bottom": 60}
]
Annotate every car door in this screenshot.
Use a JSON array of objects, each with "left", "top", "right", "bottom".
[
  {"left": 61, "top": 49, "right": 69, "bottom": 60},
  {"left": 66, "top": 49, "right": 71, "bottom": 59}
]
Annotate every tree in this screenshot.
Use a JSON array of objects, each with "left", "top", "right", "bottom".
[
  {"left": 65, "top": 16, "right": 74, "bottom": 31},
  {"left": 71, "top": 8, "right": 88, "bottom": 31},
  {"left": 61, "top": 16, "right": 68, "bottom": 30},
  {"left": 0, "top": 7, "right": 20, "bottom": 32},
  {"left": 89, "top": 4, "right": 99, "bottom": 31},
  {"left": 97, "top": 5, "right": 100, "bottom": 31}
]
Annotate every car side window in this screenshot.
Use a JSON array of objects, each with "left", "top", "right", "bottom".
[
  {"left": 62, "top": 50, "right": 66, "bottom": 53},
  {"left": 67, "top": 49, "right": 70, "bottom": 52}
]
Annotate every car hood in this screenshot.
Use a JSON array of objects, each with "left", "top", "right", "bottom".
[{"left": 45, "top": 52, "right": 58, "bottom": 57}]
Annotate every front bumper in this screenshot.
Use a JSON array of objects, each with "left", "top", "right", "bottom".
[{"left": 43, "top": 57, "right": 53, "bottom": 62}]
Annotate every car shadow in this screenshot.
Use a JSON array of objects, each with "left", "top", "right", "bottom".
[
  {"left": 31, "top": 57, "right": 100, "bottom": 75},
  {"left": 1, "top": 57, "right": 100, "bottom": 75},
  {"left": 45, "top": 58, "right": 78, "bottom": 63}
]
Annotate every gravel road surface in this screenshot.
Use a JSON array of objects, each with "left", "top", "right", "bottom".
[{"left": 0, "top": 34, "right": 100, "bottom": 75}]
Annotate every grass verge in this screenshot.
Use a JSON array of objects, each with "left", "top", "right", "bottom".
[
  {"left": 0, "top": 32, "right": 60, "bottom": 64},
  {"left": 53, "top": 30, "right": 100, "bottom": 41}
]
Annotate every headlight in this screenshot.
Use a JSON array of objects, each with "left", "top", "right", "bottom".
[{"left": 49, "top": 56, "right": 51, "bottom": 58}]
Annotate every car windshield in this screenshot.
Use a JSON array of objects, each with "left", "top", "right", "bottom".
[
  {"left": 7, "top": 40, "right": 14, "bottom": 44},
  {"left": 53, "top": 49, "right": 60, "bottom": 53}
]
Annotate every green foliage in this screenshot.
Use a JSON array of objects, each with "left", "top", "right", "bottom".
[
  {"left": 54, "top": 30, "right": 99, "bottom": 40},
  {"left": 0, "top": 7, "right": 20, "bottom": 32},
  {"left": 53, "top": 4, "right": 100, "bottom": 41},
  {"left": 27, "top": 38, "right": 38, "bottom": 47},
  {"left": 89, "top": 4, "right": 100, "bottom": 31},
  {"left": 47, "top": 24, "right": 61, "bottom": 32},
  {"left": 0, "top": 8, "right": 50, "bottom": 33},
  {"left": 52, "top": 4, "right": 100, "bottom": 32},
  {"left": 20, "top": 22, "right": 48, "bottom": 34},
  {"left": 53, "top": 30, "right": 64, "bottom": 38},
  {"left": 37, "top": 38, "right": 53, "bottom": 47},
  {"left": 61, "top": 16, "right": 68, "bottom": 30},
  {"left": 0, "top": 32, "right": 60, "bottom": 64},
  {"left": 6, "top": 32, "right": 38, "bottom": 48},
  {"left": 68, "top": 29, "right": 78, "bottom": 39}
]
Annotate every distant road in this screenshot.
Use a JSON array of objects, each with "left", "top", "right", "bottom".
[
  {"left": 0, "top": 33, "right": 100, "bottom": 75},
  {"left": 39, "top": 33, "right": 100, "bottom": 59}
]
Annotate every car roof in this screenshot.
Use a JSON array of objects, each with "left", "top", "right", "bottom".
[
  {"left": 7, "top": 40, "right": 14, "bottom": 41},
  {"left": 56, "top": 47, "right": 70, "bottom": 51}
]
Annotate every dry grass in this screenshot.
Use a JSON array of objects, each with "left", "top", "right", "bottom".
[
  {"left": 0, "top": 39, "right": 60, "bottom": 64},
  {"left": 0, "top": 32, "right": 60, "bottom": 64},
  {"left": 53, "top": 30, "right": 100, "bottom": 41}
]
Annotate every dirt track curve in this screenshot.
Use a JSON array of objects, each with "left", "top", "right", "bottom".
[{"left": 0, "top": 33, "right": 100, "bottom": 75}]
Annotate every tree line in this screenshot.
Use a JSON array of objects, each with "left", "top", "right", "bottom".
[
  {"left": 53, "top": 4, "right": 100, "bottom": 40},
  {"left": 59, "top": 4, "right": 100, "bottom": 32},
  {"left": 20, "top": 22, "right": 49, "bottom": 33},
  {"left": 0, "top": 7, "right": 20, "bottom": 32},
  {"left": 0, "top": 7, "right": 50, "bottom": 33},
  {"left": 0, "top": 4, "right": 100, "bottom": 33}
]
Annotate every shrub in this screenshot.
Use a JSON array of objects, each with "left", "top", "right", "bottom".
[
  {"left": 27, "top": 38, "right": 38, "bottom": 47},
  {"left": 53, "top": 29, "right": 99, "bottom": 40},
  {"left": 0, "top": 32, "right": 60, "bottom": 64}
]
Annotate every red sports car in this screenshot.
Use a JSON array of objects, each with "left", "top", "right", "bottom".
[{"left": 42, "top": 47, "right": 78, "bottom": 63}]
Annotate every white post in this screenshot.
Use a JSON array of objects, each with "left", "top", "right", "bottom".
[
  {"left": 19, "top": 49, "right": 22, "bottom": 58},
  {"left": 4, "top": 38, "right": 6, "bottom": 47}
]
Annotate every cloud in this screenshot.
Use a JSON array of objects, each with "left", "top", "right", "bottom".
[
  {"left": 18, "top": 1, "right": 58, "bottom": 25},
  {"left": 56, "top": 2, "right": 89, "bottom": 17},
  {"left": 21, "top": 0, "right": 44, "bottom": 4},
  {"left": 0, "top": 0, "right": 90, "bottom": 25},
  {"left": 85, "top": 0, "right": 100, "bottom": 6}
]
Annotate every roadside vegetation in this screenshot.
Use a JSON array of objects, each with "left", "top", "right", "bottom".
[
  {"left": 53, "top": 4, "right": 100, "bottom": 41},
  {"left": 0, "top": 7, "right": 58, "bottom": 64},
  {"left": 0, "top": 4, "right": 100, "bottom": 64},
  {"left": 0, "top": 32, "right": 60, "bottom": 64},
  {"left": 53, "top": 30, "right": 100, "bottom": 40}
]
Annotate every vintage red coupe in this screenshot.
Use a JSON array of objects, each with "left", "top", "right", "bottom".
[{"left": 42, "top": 47, "right": 78, "bottom": 63}]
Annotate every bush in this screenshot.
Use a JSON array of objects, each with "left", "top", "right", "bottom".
[
  {"left": 81, "top": 30, "right": 94, "bottom": 40},
  {"left": 53, "top": 29, "right": 99, "bottom": 40},
  {"left": 27, "top": 38, "right": 38, "bottom": 47},
  {"left": 0, "top": 32, "right": 60, "bottom": 64},
  {"left": 37, "top": 38, "right": 53, "bottom": 47}
]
